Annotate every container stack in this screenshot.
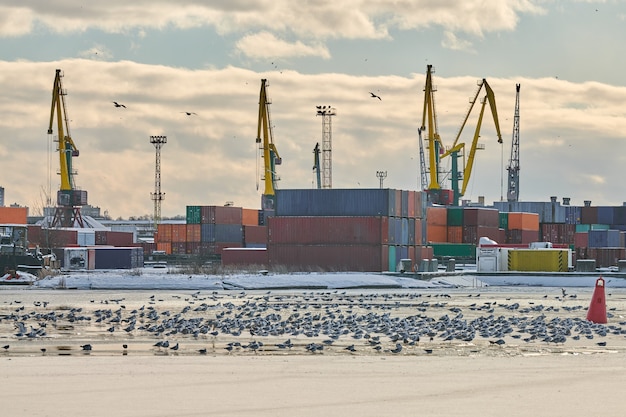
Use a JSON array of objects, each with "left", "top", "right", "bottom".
[
  {"left": 267, "top": 189, "right": 431, "bottom": 272},
  {"left": 155, "top": 205, "right": 265, "bottom": 257},
  {"left": 503, "top": 212, "right": 540, "bottom": 244},
  {"left": 574, "top": 205, "right": 626, "bottom": 268}
]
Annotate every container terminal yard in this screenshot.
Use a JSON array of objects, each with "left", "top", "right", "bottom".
[{"left": 2, "top": 67, "right": 626, "bottom": 281}]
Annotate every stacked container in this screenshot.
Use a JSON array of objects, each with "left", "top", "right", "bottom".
[
  {"left": 505, "top": 212, "right": 540, "bottom": 244},
  {"left": 269, "top": 189, "right": 431, "bottom": 272}
]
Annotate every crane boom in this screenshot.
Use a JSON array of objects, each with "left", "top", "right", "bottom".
[
  {"left": 256, "top": 79, "right": 281, "bottom": 210},
  {"left": 48, "top": 69, "right": 79, "bottom": 193},
  {"left": 507, "top": 84, "right": 521, "bottom": 202}
]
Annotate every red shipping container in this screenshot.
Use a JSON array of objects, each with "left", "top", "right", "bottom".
[
  {"left": 462, "top": 226, "right": 501, "bottom": 245},
  {"left": 0, "top": 207, "right": 28, "bottom": 224},
  {"left": 268, "top": 216, "right": 389, "bottom": 245},
  {"left": 574, "top": 232, "right": 588, "bottom": 248},
  {"left": 201, "top": 206, "right": 243, "bottom": 224},
  {"left": 45, "top": 229, "right": 78, "bottom": 247},
  {"left": 415, "top": 219, "right": 423, "bottom": 245},
  {"left": 268, "top": 244, "right": 388, "bottom": 272},
  {"left": 243, "top": 225, "right": 267, "bottom": 244},
  {"left": 588, "top": 247, "right": 626, "bottom": 268},
  {"left": 27, "top": 225, "right": 42, "bottom": 247},
  {"left": 394, "top": 190, "right": 402, "bottom": 217},
  {"left": 414, "top": 245, "right": 434, "bottom": 263},
  {"left": 222, "top": 248, "right": 269, "bottom": 266},
  {"left": 426, "top": 206, "right": 447, "bottom": 226},
  {"left": 408, "top": 191, "right": 415, "bottom": 218},
  {"left": 186, "top": 242, "right": 201, "bottom": 255},
  {"left": 415, "top": 191, "right": 424, "bottom": 219},
  {"left": 171, "top": 242, "right": 187, "bottom": 255},
  {"left": 463, "top": 208, "right": 499, "bottom": 227},
  {"left": 506, "top": 229, "right": 540, "bottom": 244},
  {"left": 581, "top": 206, "right": 598, "bottom": 225},
  {"left": 156, "top": 242, "right": 171, "bottom": 254}
]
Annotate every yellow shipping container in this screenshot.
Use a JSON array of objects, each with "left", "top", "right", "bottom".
[{"left": 508, "top": 249, "right": 568, "bottom": 272}]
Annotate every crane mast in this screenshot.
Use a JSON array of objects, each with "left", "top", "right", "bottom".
[
  {"left": 47, "top": 69, "right": 86, "bottom": 228},
  {"left": 507, "top": 84, "right": 521, "bottom": 202},
  {"left": 313, "top": 142, "right": 321, "bottom": 189},
  {"left": 256, "top": 79, "right": 281, "bottom": 211}
]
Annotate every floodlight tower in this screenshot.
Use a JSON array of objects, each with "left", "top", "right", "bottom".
[
  {"left": 376, "top": 171, "right": 387, "bottom": 189},
  {"left": 315, "top": 105, "right": 336, "bottom": 188},
  {"left": 150, "top": 135, "right": 166, "bottom": 230}
]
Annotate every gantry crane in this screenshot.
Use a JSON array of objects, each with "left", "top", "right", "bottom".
[
  {"left": 256, "top": 79, "right": 281, "bottom": 211},
  {"left": 506, "top": 84, "right": 521, "bottom": 202},
  {"left": 420, "top": 65, "right": 503, "bottom": 205},
  {"left": 47, "top": 69, "right": 87, "bottom": 227},
  {"left": 441, "top": 77, "right": 503, "bottom": 205}
]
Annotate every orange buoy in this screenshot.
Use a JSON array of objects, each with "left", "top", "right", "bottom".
[{"left": 586, "top": 277, "right": 607, "bottom": 324}]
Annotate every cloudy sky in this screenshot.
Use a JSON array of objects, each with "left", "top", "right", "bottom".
[{"left": 1, "top": 1, "right": 625, "bottom": 219}]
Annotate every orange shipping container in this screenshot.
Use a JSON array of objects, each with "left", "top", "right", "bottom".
[
  {"left": 186, "top": 224, "right": 201, "bottom": 243},
  {"left": 156, "top": 242, "right": 172, "bottom": 255},
  {"left": 242, "top": 208, "right": 259, "bottom": 226},
  {"left": 447, "top": 226, "right": 463, "bottom": 243},
  {"left": 426, "top": 206, "right": 447, "bottom": 226},
  {"left": 0, "top": 207, "right": 28, "bottom": 224},
  {"left": 171, "top": 224, "right": 187, "bottom": 241},
  {"left": 507, "top": 212, "right": 539, "bottom": 231},
  {"left": 426, "top": 224, "right": 447, "bottom": 243},
  {"left": 157, "top": 224, "right": 172, "bottom": 243}
]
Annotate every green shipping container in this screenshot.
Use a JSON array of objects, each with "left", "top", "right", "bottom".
[
  {"left": 447, "top": 207, "right": 464, "bottom": 226},
  {"left": 575, "top": 224, "right": 610, "bottom": 233},
  {"left": 186, "top": 206, "right": 202, "bottom": 224},
  {"left": 499, "top": 212, "right": 509, "bottom": 230},
  {"left": 430, "top": 243, "right": 476, "bottom": 259},
  {"left": 388, "top": 245, "right": 396, "bottom": 272}
]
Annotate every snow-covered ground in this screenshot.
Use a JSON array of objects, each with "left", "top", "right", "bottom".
[{"left": 2, "top": 265, "right": 624, "bottom": 290}]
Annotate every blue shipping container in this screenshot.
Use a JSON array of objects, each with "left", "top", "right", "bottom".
[
  {"left": 276, "top": 189, "right": 399, "bottom": 217},
  {"left": 588, "top": 229, "right": 622, "bottom": 248}
]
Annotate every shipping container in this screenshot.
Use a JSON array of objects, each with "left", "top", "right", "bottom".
[
  {"left": 415, "top": 190, "right": 426, "bottom": 219},
  {"left": 44, "top": 228, "right": 78, "bottom": 247},
  {"left": 415, "top": 218, "right": 424, "bottom": 245},
  {"left": 200, "top": 224, "right": 243, "bottom": 243},
  {"left": 596, "top": 206, "right": 614, "bottom": 225},
  {"left": 91, "top": 247, "right": 143, "bottom": 269},
  {"left": 156, "top": 242, "right": 171, "bottom": 255},
  {"left": 426, "top": 224, "right": 447, "bottom": 243},
  {"left": 540, "top": 223, "right": 575, "bottom": 245},
  {"left": 221, "top": 248, "right": 268, "bottom": 266},
  {"left": 407, "top": 191, "right": 415, "bottom": 218},
  {"left": 447, "top": 226, "right": 463, "bottom": 243},
  {"left": 430, "top": 243, "right": 476, "bottom": 259},
  {"left": 613, "top": 206, "right": 626, "bottom": 225},
  {"left": 507, "top": 212, "right": 539, "bottom": 231},
  {"left": 242, "top": 208, "right": 259, "bottom": 226},
  {"left": 462, "top": 225, "right": 501, "bottom": 245},
  {"left": 574, "top": 232, "right": 588, "bottom": 248},
  {"left": 171, "top": 224, "right": 187, "bottom": 242},
  {"left": 156, "top": 224, "right": 172, "bottom": 242},
  {"left": 447, "top": 207, "right": 464, "bottom": 227},
  {"left": 63, "top": 248, "right": 88, "bottom": 270},
  {"left": 275, "top": 189, "right": 402, "bottom": 217},
  {"left": 506, "top": 229, "right": 539, "bottom": 245},
  {"left": 508, "top": 249, "right": 569, "bottom": 272},
  {"left": 400, "top": 190, "right": 409, "bottom": 217},
  {"left": 268, "top": 243, "right": 389, "bottom": 272},
  {"left": 186, "top": 206, "right": 202, "bottom": 224},
  {"left": 0, "top": 207, "right": 28, "bottom": 224},
  {"left": 243, "top": 225, "right": 268, "bottom": 244},
  {"left": 95, "top": 230, "right": 135, "bottom": 246},
  {"left": 581, "top": 206, "right": 598, "bottom": 225},
  {"left": 498, "top": 212, "right": 508, "bottom": 230},
  {"left": 171, "top": 242, "right": 187, "bottom": 255},
  {"left": 588, "top": 229, "right": 622, "bottom": 248},
  {"left": 200, "top": 205, "right": 243, "bottom": 224},
  {"left": 186, "top": 224, "right": 201, "bottom": 243},
  {"left": 587, "top": 247, "right": 626, "bottom": 268},
  {"left": 77, "top": 229, "right": 95, "bottom": 246},
  {"left": 463, "top": 207, "right": 499, "bottom": 227},
  {"left": 27, "top": 225, "right": 42, "bottom": 247},
  {"left": 426, "top": 206, "right": 447, "bottom": 226},
  {"left": 268, "top": 216, "right": 390, "bottom": 245},
  {"left": 565, "top": 206, "right": 581, "bottom": 225}
]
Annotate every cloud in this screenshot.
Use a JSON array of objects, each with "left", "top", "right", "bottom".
[
  {"left": 235, "top": 32, "right": 331, "bottom": 60},
  {"left": 0, "top": 1, "right": 544, "bottom": 40},
  {"left": 441, "top": 31, "right": 475, "bottom": 52}
]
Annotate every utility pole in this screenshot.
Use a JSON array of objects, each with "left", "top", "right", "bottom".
[
  {"left": 376, "top": 171, "right": 387, "bottom": 189},
  {"left": 150, "top": 135, "right": 166, "bottom": 232},
  {"left": 316, "top": 105, "right": 336, "bottom": 188}
]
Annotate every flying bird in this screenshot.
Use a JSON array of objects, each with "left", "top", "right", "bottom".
[
  {"left": 369, "top": 92, "right": 382, "bottom": 100},
  {"left": 181, "top": 111, "right": 197, "bottom": 116},
  {"left": 112, "top": 101, "right": 126, "bottom": 108}
]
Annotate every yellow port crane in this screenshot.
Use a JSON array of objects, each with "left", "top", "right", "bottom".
[
  {"left": 420, "top": 65, "right": 502, "bottom": 205},
  {"left": 47, "top": 69, "right": 87, "bottom": 227},
  {"left": 255, "top": 79, "right": 281, "bottom": 211}
]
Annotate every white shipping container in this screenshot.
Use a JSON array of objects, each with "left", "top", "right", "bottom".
[
  {"left": 77, "top": 229, "right": 95, "bottom": 246},
  {"left": 63, "top": 247, "right": 88, "bottom": 270}
]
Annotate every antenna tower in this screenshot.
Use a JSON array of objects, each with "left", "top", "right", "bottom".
[
  {"left": 316, "top": 105, "right": 336, "bottom": 188},
  {"left": 150, "top": 135, "right": 166, "bottom": 230}
]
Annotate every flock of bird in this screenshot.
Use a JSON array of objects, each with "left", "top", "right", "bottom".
[{"left": 1, "top": 289, "right": 624, "bottom": 356}]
